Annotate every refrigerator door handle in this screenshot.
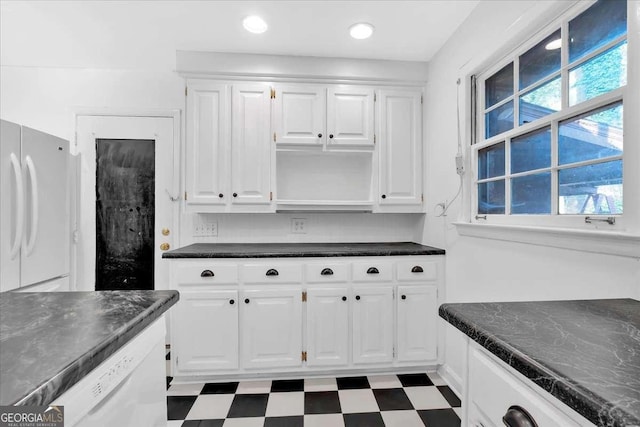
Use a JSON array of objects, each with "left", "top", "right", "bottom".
[
  {"left": 9, "top": 153, "right": 24, "bottom": 260},
  {"left": 24, "top": 155, "right": 39, "bottom": 256}
]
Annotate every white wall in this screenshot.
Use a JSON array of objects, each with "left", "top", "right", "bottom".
[{"left": 422, "top": 0, "right": 640, "bottom": 393}]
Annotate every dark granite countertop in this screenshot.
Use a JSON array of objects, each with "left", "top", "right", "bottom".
[
  {"left": 440, "top": 299, "right": 640, "bottom": 427},
  {"left": 162, "top": 242, "right": 445, "bottom": 258},
  {"left": 0, "top": 290, "right": 179, "bottom": 406}
]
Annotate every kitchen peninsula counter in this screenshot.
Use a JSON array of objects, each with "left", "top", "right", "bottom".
[
  {"left": 440, "top": 298, "right": 640, "bottom": 427},
  {"left": 0, "top": 290, "right": 179, "bottom": 406}
]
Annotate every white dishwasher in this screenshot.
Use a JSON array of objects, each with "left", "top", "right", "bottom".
[{"left": 52, "top": 319, "right": 167, "bottom": 427}]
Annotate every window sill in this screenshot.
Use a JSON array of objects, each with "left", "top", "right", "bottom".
[{"left": 453, "top": 222, "right": 640, "bottom": 258}]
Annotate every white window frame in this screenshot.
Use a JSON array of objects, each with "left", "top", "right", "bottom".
[{"left": 472, "top": 0, "right": 630, "bottom": 231}]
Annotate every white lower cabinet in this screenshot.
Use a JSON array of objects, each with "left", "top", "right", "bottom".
[
  {"left": 241, "top": 288, "right": 303, "bottom": 369},
  {"left": 396, "top": 285, "right": 438, "bottom": 362},
  {"left": 352, "top": 286, "right": 394, "bottom": 364},
  {"left": 466, "top": 342, "right": 590, "bottom": 427},
  {"left": 170, "top": 256, "right": 444, "bottom": 379},
  {"left": 306, "top": 287, "right": 349, "bottom": 367},
  {"left": 173, "top": 289, "right": 239, "bottom": 373}
]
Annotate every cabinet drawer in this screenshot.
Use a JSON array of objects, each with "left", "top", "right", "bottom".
[
  {"left": 397, "top": 260, "right": 437, "bottom": 282},
  {"left": 305, "top": 263, "right": 349, "bottom": 283},
  {"left": 352, "top": 261, "right": 393, "bottom": 282},
  {"left": 469, "top": 345, "right": 580, "bottom": 427},
  {"left": 175, "top": 264, "right": 239, "bottom": 285},
  {"left": 242, "top": 263, "right": 303, "bottom": 284}
]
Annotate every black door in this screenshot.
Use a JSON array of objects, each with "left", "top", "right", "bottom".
[{"left": 95, "top": 139, "right": 155, "bottom": 290}]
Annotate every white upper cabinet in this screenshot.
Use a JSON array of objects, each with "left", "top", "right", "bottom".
[
  {"left": 186, "top": 82, "right": 229, "bottom": 207},
  {"left": 273, "top": 85, "right": 326, "bottom": 146},
  {"left": 185, "top": 80, "right": 273, "bottom": 212},
  {"left": 377, "top": 89, "right": 423, "bottom": 209},
  {"left": 231, "top": 84, "right": 272, "bottom": 206},
  {"left": 327, "top": 87, "right": 375, "bottom": 147}
]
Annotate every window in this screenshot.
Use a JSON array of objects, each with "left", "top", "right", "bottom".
[{"left": 475, "top": 0, "right": 627, "bottom": 225}]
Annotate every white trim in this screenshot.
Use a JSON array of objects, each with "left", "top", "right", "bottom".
[
  {"left": 177, "top": 51, "right": 428, "bottom": 86},
  {"left": 437, "top": 363, "right": 464, "bottom": 399},
  {"left": 454, "top": 222, "right": 640, "bottom": 259}
]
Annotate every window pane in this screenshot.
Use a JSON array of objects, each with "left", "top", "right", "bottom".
[
  {"left": 569, "top": 42, "right": 627, "bottom": 106},
  {"left": 478, "top": 180, "right": 505, "bottom": 214},
  {"left": 512, "top": 173, "right": 551, "bottom": 214},
  {"left": 559, "top": 102, "right": 623, "bottom": 165},
  {"left": 485, "top": 101, "right": 514, "bottom": 138},
  {"left": 478, "top": 143, "right": 505, "bottom": 179},
  {"left": 519, "top": 77, "right": 561, "bottom": 125},
  {"left": 559, "top": 160, "right": 623, "bottom": 214},
  {"left": 569, "top": 0, "right": 627, "bottom": 63},
  {"left": 519, "top": 29, "right": 561, "bottom": 89},
  {"left": 485, "top": 62, "right": 513, "bottom": 108},
  {"left": 511, "top": 127, "right": 551, "bottom": 174}
]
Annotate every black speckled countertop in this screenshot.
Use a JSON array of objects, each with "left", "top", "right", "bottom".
[
  {"left": 440, "top": 299, "right": 640, "bottom": 427},
  {"left": 162, "top": 242, "right": 445, "bottom": 258},
  {"left": 0, "top": 290, "right": 179, "bottom": 406}
]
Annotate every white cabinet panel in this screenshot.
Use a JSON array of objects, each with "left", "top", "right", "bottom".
[
  {"left": 396, "top": 260, "right": 438, "bottom": 282},
  {"left": 327, "top": 87, "right": 375, "bottom": 147},
  {"left": 468, "top": 344, "right": 581, "bottom": 427},
  {"left": 352, "top": 261, "right": 393, "bottom": 282},
  {"left": 241, "top": 288, "right": 303, "bottom": 369},
  {"left": 175, "top": 263, "right": 238, "bottom": 285},
  {"left": 305, "top": 263, "right": 349, "bottom": 283},
  {"left": 186, "top": 82, "right": 229, "bottom": 206},
  {"left": 231, "top": 84, "right": 272, "bottom": 206},
  {"left": 173, "top": 290, "right": 239, "bottom": 372},
  {"left": 242, "top": 263, "right": 303, "bottom": 284},
  {"left": 378, "top": 90, "right": 422, "bottom": 206},
  {"left": 396, "top": 285, "right": 437, "bottom": 362},
  {"left": 306, "top": 288, "right": 349, "bottom": 367},
  {"left": 274, "top": 85, "right": 326, "bottom": 146},
  {"left": 352, "top": 286, "right": 393, "bottom": 364}
]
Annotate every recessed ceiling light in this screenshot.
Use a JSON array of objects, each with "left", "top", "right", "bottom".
[
  {"left": 243, "top": 15, "right": 268, "bottom": 34},
  {"left": 349, "top": 23, "right": 374, "bottom": 40},
  {"left": 545, "top": 38, "right": 562, "bottom": 50}
]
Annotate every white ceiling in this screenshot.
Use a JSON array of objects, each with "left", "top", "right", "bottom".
[{"left": 0, "top": 1, "right": 479, "bottom": 70}]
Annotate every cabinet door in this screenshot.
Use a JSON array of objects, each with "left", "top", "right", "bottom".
[
  {"left": 231, "top": 84, "right": 272, "bottom": 205},
  {"left": 378, "top": 90, "right": 422, "bottom": 206},
  {"left": 173, "top": 290, "right": 239, "bottom": 373},
  {"left": 396, "top": 285, "right": 437, "bottom": 362},
  {"left": 352, "top": 286, "right": 393, "bottom": 364},
  {"left": 273, "top": 85, "right": 326, "bottom": 146},
  {"left": 327, "top": 87, "right": 374, "bottom": 147},
  {"left": 186, "top": 82, "right": 229, "bottom": 206},
  {"left": 241, "top": 288, "right": 303, "bottom": 369},
  {"left": 306, "top": 288, "right": 349, "bottom": 367}
]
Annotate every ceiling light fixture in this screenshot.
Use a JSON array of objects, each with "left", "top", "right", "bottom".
[
  {"left": 545, "top": 38, "right": 562, "bottom": 50},
  {"left": 243, "top": 15, "right": 268, "bottom": 34},
  {"left": 349, "top": 22, "right": 374, "bottom": 40}
]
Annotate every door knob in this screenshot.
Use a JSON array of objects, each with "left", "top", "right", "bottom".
[
  {"left": 161, "top": 228, "right": 170, "bottom": 236},
  {"left": 160, "top": 243, "right": 170, "bottom": 251}
]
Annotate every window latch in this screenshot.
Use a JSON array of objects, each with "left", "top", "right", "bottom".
[
  {"left": 585, "top": 216, "right": 615, "bottom": 225},
  {"left": 475, "top": 215, "right": 487, "bottom": 220}
]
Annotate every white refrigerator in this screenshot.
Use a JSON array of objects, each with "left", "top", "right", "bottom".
[{"left": 1, "top": 120, "right": 71, "bottom": 292}]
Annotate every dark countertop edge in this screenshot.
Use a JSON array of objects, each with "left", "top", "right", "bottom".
[
  {"left": 162, "top": 243, "right": 446, "bottom": 258},
  {"left": 163, "top": 250, "right": 445, "bottom": 258},
  {"left": 13, "top": 291, "right": 179, "bottom": 406},
  {"left": 439, "top": 304, "right": 636, "bottom": 427}
]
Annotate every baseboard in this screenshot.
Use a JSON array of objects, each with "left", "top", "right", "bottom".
[{"left": 437, "top": 363, "right": 463, "bottom": 399}]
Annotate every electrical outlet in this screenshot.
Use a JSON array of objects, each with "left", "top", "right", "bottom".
[
  {"left": 291, "top": 218, "right": 307, "bottom": 234},
  {"left": 193, "top": 217, "right": 218, "bottom": 237}
]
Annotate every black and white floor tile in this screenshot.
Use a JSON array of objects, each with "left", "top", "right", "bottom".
[{"left": 165, "top": 350, "right": 462, "bottom": 427}]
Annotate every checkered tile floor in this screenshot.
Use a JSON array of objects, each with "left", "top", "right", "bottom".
[{"left": 166, "top": 352, "right": 462, "bottom": 426}]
